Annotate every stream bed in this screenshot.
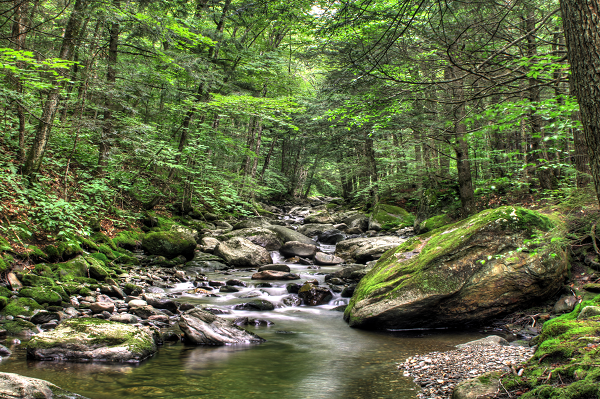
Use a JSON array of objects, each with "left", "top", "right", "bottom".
[{"left": 0, "top": 248, "right": 488, "bottom": 398}]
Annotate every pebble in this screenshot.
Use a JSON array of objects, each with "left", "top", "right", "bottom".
[{"left": 400, "top": 344, "right": 534, "bottom": 399}]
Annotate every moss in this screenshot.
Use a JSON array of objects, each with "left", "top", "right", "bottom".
[
  {"left": 89, "top": 252, "right": 109, "bottom": 266},
  {"left": 43, "top": 241, "right": 83, "bottom": 260},
  {"left": 33, "top": 263, "right": 54, "bottom": 277},
  {"left": 420, "top": 214, "right": 453, "bottom": 233},
  {"left": 0, "top": 256, "right": 7, "bottom": 274},
  {"left": 79, "top": 287, "right": 92, "bottom": 296},
  {"left": 1, "top": 297, "right": 43, "bottom": 316},
  {"left": 19, "top": 287, "right": 62, "bottom": 306},
  {"left": 52, "top": 256, "right": 89, "bottom": 282},
  {"left": 0, "top": 236, "right": 12, "bottom": 252},
  {"left": 113, "top": 231, "right": 143, "bottom": 249},
  {"left": 0, "top": 318, "right": 36, "bottom": 335},
  {"left": 17, "top": 245, "right": 47, "bottom": 260},
  {"left": 112, "top": 251, "right": 139, "bottom": 265},
  {"left": 91, "top": 232, "right": 117, "bottom": 251},
  {"left": 141, "top": 231, "right": 196, "bottom": 259},
  {"left": 21, "top": 274, "right": 55, "bottom": 287},
  {"left": 345, "top": 206, "right": 560, "bottom": 324},
  {"left": 72, "top": 276, "right": 98, "bottom": 285},
  {"left": 61, "top": 283, "right": 84, "bottom": 295},
  {"left": 372, "top": 204, "right": 414, "bottom": 230},
  {"left": 0, "top": 286, "right": 12, "bottom": 297},
  {"left": 85, "top": 255, "right": 110, "bottom": 280},
  {"left": 78, "top": 237, "right": 99, "bottom": 251},
  {"left": 99, "top": 244, "right": 117, "bottom": 260},
  {"left": 0, "top": 296, "right": 7, "bottom": 310}
]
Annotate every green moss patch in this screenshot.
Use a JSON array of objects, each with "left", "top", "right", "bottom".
[
  {"left": 1, "top": 297, "right": 43, "bottom": 316},
  {"left": 371, "top": 204, "right": 414, "bottom": 230},
  {"left": 0, "top": 236, "right": 12, "bottom": 252},
  {"left": 113, "top": 231, "right": 143, "bottom": 250},
  {"left": 43, "top": 241, "right": 83, "bottom": 260},
  {"left": 19, "top": 287, "right": 62, "bottom": 306}
]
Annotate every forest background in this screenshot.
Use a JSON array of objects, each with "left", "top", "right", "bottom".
[{"left": 0, "top": 0, "right": 598, "bottom": 246}]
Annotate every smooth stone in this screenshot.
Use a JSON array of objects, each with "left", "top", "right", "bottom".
[
  {"left": 232, "top": 300, "right": 275, "bottom": 311},
  {"left": 251, "top": 271, "right": 301, "bottom": 280},
  {"left": 89, "top": 302, "right": 115, "bottom": 314},
  {"left": 314, "top": 252, "right": 344, "bottom": 265},
  {"left": 0, "top": 372, "right": 89, "bottom": 399},
  {"left": 456, "top": 335, "right": 510, "bottom": 348},
  {"left": 178, "top": 308, "right": 265, "bottom": 345},
  {"left": 257, "top": 264, "right": 291, "bottom": 272}
]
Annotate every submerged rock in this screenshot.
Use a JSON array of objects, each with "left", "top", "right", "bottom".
[
  {"left": 0, "top": 372, "right": 89, "bottom": 399},
  {"left": 213, "top": 237, "right": 273, "bottom": 268},
  {"left": 345, "top": 206, "right": 569, "bottom": 329},
  {"left": 178, "top": 308, "right": 265, "bottom": 345},
  {"left": 251, "top": 271, "right": 300, "bottom": 280},
  {"left": 26, "top": 318, "right": 156, "bottom": 362}
]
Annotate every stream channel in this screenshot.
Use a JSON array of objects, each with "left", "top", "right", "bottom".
[{"left": 0, "top": 238, "right": 488, "bottom": 399}]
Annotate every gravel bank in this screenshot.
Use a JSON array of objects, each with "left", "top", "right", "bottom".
[{"left": 400, "top": 343, "right": 535, "bottom": 399}]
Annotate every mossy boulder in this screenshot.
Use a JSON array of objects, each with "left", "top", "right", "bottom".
[
  {"left": 84, "top": 256, "right": 111, "bottom": 281},
  {"left": 51, "top": 256, "right": 89, "bottom": 281},
  {"left": 0, "top": 296, "right": 7, "bottom": 310},
  {"left": 0, "top": 256, "right": 8, "bottom": 274},
  {"left": 369, "top": 204, "right": 414, "bottom": 231},
  {"left": 113, "top": 231, "right": 143, "bottom": 250},
  {"left": 0, "top": 286, "right": 12, "bottom": 297},
  {"left": 141, "top": 231, "right": 196, "bottom": 260},
  {"left": 417, "top": 214, "right": 453, "bottom": 234},
  {"left": 0, "top": 318, "right": 38, "bottom": 336},
  {"left": 304, "top": 211, "right": 335, "bottom": 224},
  {"left": 42, "top": 241, "right": 83, "bottom": 260},
  {"left": 345, "top": 206, "right": 568, "bottom": 329},
  {"left": 26, "top": 318, "right": 157, "bottom": 362},
  {"left": 19, "top": 287, "right": 62, "bottom": 306},
  {"left": 21, "top": 274, "right": 55, "bottom": 287},
  {"left": 1, "top": 297, "right": 42, "bottom": 317}
]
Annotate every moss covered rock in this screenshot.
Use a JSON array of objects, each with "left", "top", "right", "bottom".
[
  {"left": 19, "top": 287, "right": 62, "bottom": 306},
  {"left": 1, "top": 297, "right": 42, "bottom": 317},
  {"left": 369, "top": 204, "right": 414, "bottom": 231},
  {"left": 141, "top": 231, "right": 196, "bottom": 259},
  {"left": 43, "top": 241, "right": 83, "bottom": 260},
  {"left": 417, "top": 214, "right": 453, "bottom": 234},
  {"left": 345, "top": 206, "right": 568, "bottom": 329},
  {"left": 0, "top": 318, "right": 38, "bottom": 336},
  {"left": 113, "top": 231, "right": 143, "bottom": 250},
  {"left": 51, "top": 256, "right": 89, "bottom": 281},
  {"left": 26, "top": 318, "right": 157, "bottom": 362}
]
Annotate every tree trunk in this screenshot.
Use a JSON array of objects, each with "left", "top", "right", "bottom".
[
  {"left": 11, "top": 0, "right": 29, "bottom": 161},
  {"left": 22, "top": 0, "right": 85, "bottom": 175},
  {"left": 365, "top": 133, "right": 378, "bottom": 205},
  {"left": 98, "top": 1, "right": 120, "bottom": 173},
  {"left": 560, "top": 0, "right": 600, "bottom": 204},
  {"left": 260, "top": 137, "right": 277, "bottom": 182}
]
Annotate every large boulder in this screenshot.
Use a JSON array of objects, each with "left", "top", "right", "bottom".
[
  {"left": 342, "top": 213, "right": 369, "bottom": 231},
  {"left": 335, "top": 236, "right": 405, "bottom": 264},
  {"left": 141, "top": 231, "right": 196, "bottom": 259},
  {"left": 415, "top": 214, "right": 453, "bottom": 235},
  {"left": 304, "top": 211, "right": 334, "bottom": 224},
  {"left": 232, "top": 218, "right": 272, "bottom": 230},
  {"left": 184, "top": 252, "right": 229, "bottom": 270},
  {"left": 298, "top": 283, "right": 333, "bottom": 306},
  {"left": 318, "top": 229, "right": 345, "bottom": 244},
  {"left": 0, "top": 372, "right": 89, "bottom": 399},
  {"left": 314, "top": 252, "right": 344, "bottom": 265},
  {"left": 344, "top": 206, "right": 569, "bottom": 329},
  {"left": 178, "top": 308, "right": 265, "bottom": 345},
  {"left": 369, "top": 204, "right": 413, "bottom": 231},
  {"left": 219, "top": 228, "right": 282, "bottom": 250},
  {"left": 268, "top": 226, "right": 315, "bottom": 245},
  {"left": 26, "top": 318, "right": 156, "bottom": 362},
  {"left": 251, "top": 271, "right": 300, "bottom": 280},
  {"left": 213, "top": 237, "right": 272, "bottom": 268},
  {"left": 280, "top": 241, "right": 318, "bottom": 258},
  {"left": 297, "top": 223, "right": 335, "bottom": 238}
]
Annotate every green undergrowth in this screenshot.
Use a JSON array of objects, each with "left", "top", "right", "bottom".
[
  {"left": 501, "top": 294, "right": 600, "bottom": 398},
  {"left": 345, "top": 206, "right": 563, "bottom": 323},
  {"left": 371, "top": 203, "right": 414, "bottom": 230}
]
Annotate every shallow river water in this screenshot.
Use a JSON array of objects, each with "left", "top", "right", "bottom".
[{"left": 0, "top": 251, "right": 487, "bottom": 399}]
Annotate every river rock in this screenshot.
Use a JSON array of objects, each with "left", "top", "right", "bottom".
[
  {"left": 141, "top": 231, "right": 196, "bottom": 260},
  {"left": 344, "top": 206, "right": 569, "bottom": 329},
  {"left": 30, "top": 312, "right": 61, "bottom": 325},
  {"left": 233, "top": 300, "right": 275, "bottom": 311},
  {"left": 298, "top": 283, "right": 333, "bottom": 306},
  {"left": 282, "top": 296, "right": 302, "bottom": 307},
  {"left": 335, "top": 236, "right": 405, "bottom": 264},
  {"left": 213, "top": 237, "right": 273, "bottom": 268},
  {"left": 314, "top": 252, "right": 344, "bottom": 265},
  {"left": 268, "top": 226, "right": 315, "bottom": 245},
  {"left": 280, "top": 241, "right": 318, "bottom": 258},
  {"left": 226, "top": 279, "right": 247, "bottom": 287},
  {"left": 325, "top": 264, "right": 369, "bottom": 282},
  {"left": 233, "top": 218, "right": 272, "bottom": 230},
  {"left": 342, "top": 213, "right": 369, "bottom": 231},
  {"left": 286, "top": 283, "right": 302, "bottom": 294},
  {"left": 318, "top": 229, "right": 345, "bottom": 244},
  {"left": 251, "top": 271, "right": 300, "bottom": 280},
  {"left": 90, "top": 302, "right": 115, "bottom": 314},
  {"left": 200, "top": 237, "right": 220, "bottom": 252},
  {"left": 219, "top": 228, "right": 282, "bottom": 250},
  {"left": 451, "top": 371, "right": 501, "bottom": 399},
  {"left": 297, "top": 224, "right": 335, "bottom": 238},
  {"left": 109, "top": 314, "right": 139, "bottom": 324},
  {"left": 219, "top": 286, "right": 240, "bottom": 293},
  {"left": 0, "top": 372, "right": 90, "bottom": 399},
  {"left": 184, "top": 252, "right": 229, "bottom": 270},
  {"left": 179, "top": 308, "right": 265, "bottom": 345},
  {"left": 553, "top": 295, "right": 578, "bottom": 314},
  {"left": 455, "top": 335, "right": 509, "bottom": 348},
  {"left": 258, "top": 264, "right": 291, "bottom": 272},
  {"left": 26, "top": 318, "right": 156, "bottom": 362},
  {"left": 143, "top": 294, "right": 179, "bottom": 313},
  {"left": 304, "top": 211, "right": 334, "bottom": 224}
]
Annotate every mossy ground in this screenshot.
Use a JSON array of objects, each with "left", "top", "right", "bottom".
[
  {"left": 371, "top": 204, "right": 414, "bottom": 230},
  {"left": 500, "top": 295, "right": 600, "bottom": 398},
  {"left": 345, "top": 206, "right": 560, "bottom": 323}
]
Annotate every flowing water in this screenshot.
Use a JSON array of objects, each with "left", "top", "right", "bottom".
[{"left": 0, "top": 244, "right": 488, "bottom": 398}]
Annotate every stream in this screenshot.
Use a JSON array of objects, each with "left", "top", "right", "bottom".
[{"left": 0, "top": 222, "right": 489, "bottom": 398}]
